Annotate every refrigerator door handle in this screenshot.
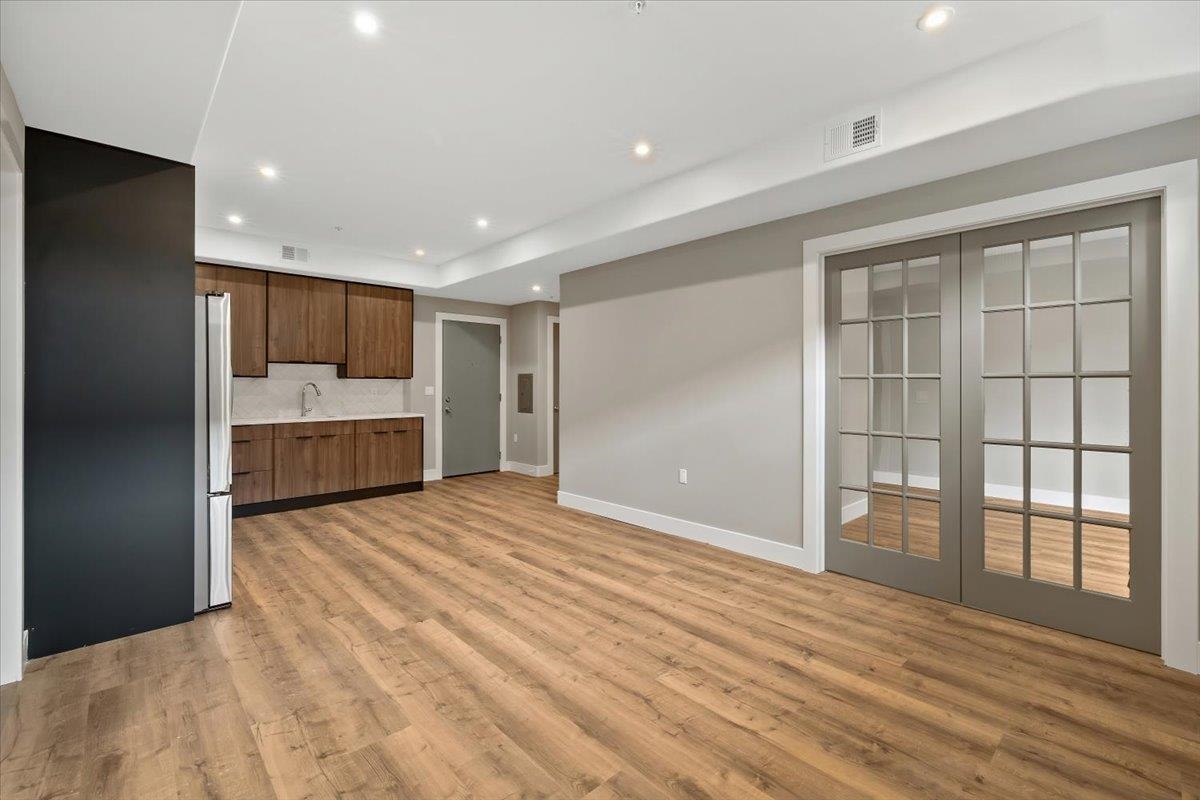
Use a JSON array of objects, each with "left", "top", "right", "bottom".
[{"left": 207, "top": 294, "right": 233, "bottom": 494}]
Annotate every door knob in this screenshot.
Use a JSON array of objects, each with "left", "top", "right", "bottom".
[{"left": 444, "top": 407, "right": 452, "bottom": 415}]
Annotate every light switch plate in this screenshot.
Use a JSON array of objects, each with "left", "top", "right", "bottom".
[
  {"left": 678, "top": 468, "right": 688, "bottom": 484},
  {"left": 513, "top": 433, "right": 519, "bottom": 443},
  {"left": 424, "top": 386, "right": 435, "bottom": 396}
]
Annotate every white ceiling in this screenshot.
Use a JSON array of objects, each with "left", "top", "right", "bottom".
[
  {"left": 0, "top": 0, "right": 240, "bottom": 163},
  {"left": 3, "top": 1, "right": 1199, "bottom": 304},
  {"left": 193, "top": 0, "right": 1117, "bottom": 263}
]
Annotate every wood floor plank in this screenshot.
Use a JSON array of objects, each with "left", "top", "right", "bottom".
[{"left": 2, "top": 472, "right": 1197, "bottom": 800}]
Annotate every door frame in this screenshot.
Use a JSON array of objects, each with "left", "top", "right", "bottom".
[
  {"left": 434, "top": 312, "right": 507, "bottom": 480},
  {"left": 801, "top": 160, "right": 1199, "bottom": 673},
  {"left": 546, "top": 315, "right": 560, "bottom": 474}
]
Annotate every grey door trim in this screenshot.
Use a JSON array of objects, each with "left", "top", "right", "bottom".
[
  {"left": 434, "top": 312, "right": 507, "bottom": 480},
  {"left": 824, "top": 234, "right": 961, "bottom": 602},
  {"left": 960, "top": 198, "right": 1161, "bottom": 653}
]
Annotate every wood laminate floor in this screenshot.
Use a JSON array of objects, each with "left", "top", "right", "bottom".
[
  {"left": 841, "top": 490, "right": 1131, "bottom": 597},
  {"left": 2, "top": 473, "right": 1198, "bottom": 799}
]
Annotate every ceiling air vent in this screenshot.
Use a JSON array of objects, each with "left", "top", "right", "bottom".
[
  {"left": 281, "top": 244, "right": 309, "bottom": 263},
  {"left": 824, "top": 110, "right": 882, "bottom": 162}
]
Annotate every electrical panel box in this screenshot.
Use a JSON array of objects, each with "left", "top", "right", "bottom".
[{"left": 517, "top": 373, "right": 534, "bottom": 413}]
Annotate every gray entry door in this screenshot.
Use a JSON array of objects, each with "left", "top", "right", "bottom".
[
  {"left": 442, "top": 320, "right": 501, "bottom": 477},
  {"left": 961, "top": 198, "right": 1160, "bottom": 653},
  {"left": 825, "top": 234, "right": 962, "bottom": 603}
]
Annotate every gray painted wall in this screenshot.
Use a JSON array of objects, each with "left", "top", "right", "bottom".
[
  {"left": 559, "top": 116, "right": 1200, "bottom": 548},
  {"left": 508, "top": 301, "right": 558, "bottom": 468}
]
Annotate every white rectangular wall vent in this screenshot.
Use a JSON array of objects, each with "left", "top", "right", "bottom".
[
  {"left": 824, "top": 110, "right": 882, "bottom": 162},
  {"left": 281, "top": 244, "right": 309, "bottom": 263}
]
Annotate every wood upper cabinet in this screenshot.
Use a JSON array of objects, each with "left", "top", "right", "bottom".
[
  {"left": 340, "top": 284, "right": 413, "bottom": 378},
  {"left": 309, "top": 277, "right": 348, "bottom": 364},
  {"left": 354, "top": 417, "right": 422, "bottom": 488},
  {"left": 195, "top": 264, "right": 267, "bottom": 376},
  {"left": 267, "top": 273, "right": 346, "bottom": 364}
]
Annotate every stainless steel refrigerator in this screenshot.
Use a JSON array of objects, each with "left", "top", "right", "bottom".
[{"left": 194, "top": 293, "right": 233, "bottom": 613}]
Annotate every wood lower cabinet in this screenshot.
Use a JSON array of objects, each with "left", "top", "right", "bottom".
[
  {"left": 341, "top": 284, "right": 413, "bottom": 378},
  {"left": 272, "top": 420, "right": 355, "bottom": 500},
  {"left": 232, "top": 470, "right": 272, "bottom": 505},
  {"left": 235, "top": 418, "right": 422, "bottom": 509},
  {"left": 267, "top": 273, "right": 346, "bottom": 364},
  {"left": 195, "top": 264, "right": 267, "bottom": 376},
  {"left": 232, "top": 425, "right": 274, "bottom": 504},
  {"left": 354, "top": 417, "right": 422, "bottom": 488}
]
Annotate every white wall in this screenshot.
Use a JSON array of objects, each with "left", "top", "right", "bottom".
[{"left": 1, "top": 62, "right": 25, "bottom": 685}]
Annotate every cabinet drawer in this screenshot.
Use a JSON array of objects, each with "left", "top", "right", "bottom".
[
  {"left": 232, "top": 439, "right": 272, "bottom": 474},
  {"left": 274, "top": 420, "right": 356, "bottom": 438},
  {"left": 353, "top": 417, "right": 420, "bottom": 434},
  {"left": 232, "top": 470, "right": 272, "bottom": 505},
  {"left": 232, "top": 424, "right": 273, "bottom": 442}
]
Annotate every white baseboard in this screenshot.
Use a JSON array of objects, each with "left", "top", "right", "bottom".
[
  {"left": 842, "top": 497, "right": 867, "bottom": 524},
  {"left": 861, "top": 471, "right": 1130, "bottom": 515},
  {"left": 557, "top": 490, "right": 819, "bottom": 573},
  {"left": 423, "top": 468, "right": 441, "bottom": 482},
  {"left": 503, "top": 461, "right": 553, "bottom": 477}
]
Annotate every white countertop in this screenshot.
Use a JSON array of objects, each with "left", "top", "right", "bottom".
[{"left": 232, "top": 412, "right": 425, "bottom": 427}]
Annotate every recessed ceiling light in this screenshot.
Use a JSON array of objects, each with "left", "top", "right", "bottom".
[
  {"left": 227, "top": 214, "right": 243, "bottom": 225},
  {"left": 476, "top": 217, "right": 489, "bottom": 229},
  {"left": 354, "top": 10, "right": 379, "bottom": 35},
  {"left": 259, "top": 165, "right": 277, "bottom": 179},
  {"left": 414, "top": 248, "right": 426, "bottom": 257},
  {"left": 632, "top": 140, "right": 653, "bottom": 159},
  {"left": 532, "top": 285, "right": 542, "bottom": 293},
  {"left": 916, "top": 4, "right": 954, "bottom": 32}
]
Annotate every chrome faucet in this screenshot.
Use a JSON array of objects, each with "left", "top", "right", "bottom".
[{"left": 300, "top": 382, "right": 322, "bottom": 417}]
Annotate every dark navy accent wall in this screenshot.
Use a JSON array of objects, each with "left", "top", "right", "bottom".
[{"left": 24, "top": 129, "right": 195, "bottom": 658}]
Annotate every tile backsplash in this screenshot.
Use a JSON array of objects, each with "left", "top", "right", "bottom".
[{"left": 232, "top": 363, "right": 407, "bottom": 421}]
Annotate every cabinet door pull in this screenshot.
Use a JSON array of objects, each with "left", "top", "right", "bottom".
[{"left": 294, "top": 435, "right": 314, "bottom": 440}]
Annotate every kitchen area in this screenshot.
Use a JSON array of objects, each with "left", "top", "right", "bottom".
[{"left": 194, "top": 264, "right": 423, "bottom": 614}]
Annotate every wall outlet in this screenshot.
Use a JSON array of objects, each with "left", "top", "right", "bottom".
[
  {"left": 678, "top": 468, "right": 688, "bottom": 485},
  {"left": 424, "top": 386, "right": 435, "bottom": 396}
]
